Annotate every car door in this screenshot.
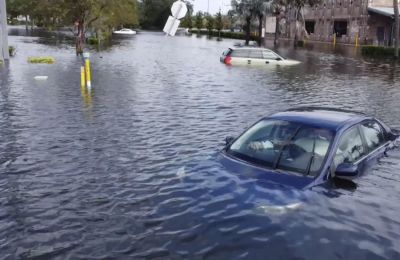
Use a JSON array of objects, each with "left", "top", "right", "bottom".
[
  {"left": 229, "top": 49, "right": 250, "bottom": 65},
  {"left": 333, "top": 125, "right": 368, "bottom": 177},
  {"left": 262, "top": 50, "right": 281, "bottom": 65},
  {"left": 248, "top": 49, "right": 265, "bottom": 65}
]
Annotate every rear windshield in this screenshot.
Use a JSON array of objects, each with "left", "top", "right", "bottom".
[{"left": 222, "top": 49, "right": 232, "bottom": 56}]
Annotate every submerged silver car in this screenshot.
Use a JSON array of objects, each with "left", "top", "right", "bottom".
[{"left": 220, "top": 47, "right": 301, "bottom": 66}]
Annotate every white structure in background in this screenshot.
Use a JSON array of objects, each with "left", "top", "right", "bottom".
[
  {"left": 265, "top": 17, "right": 276, "bottom": 34},
  {"left": 0, "top": 0, "right": 9, "bottom": 61},
  {"left": 113, "top": 28, "right": 137, "bottom": 35},
  {"left": 163, "top": 0, "right": 188, "bottom": 36}
]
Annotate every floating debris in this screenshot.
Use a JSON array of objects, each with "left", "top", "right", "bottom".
[
  {"left": 28, "top": 57, "right": 55, "bottom": 64},
  {"left": 255, "top": 202, "right": 302, "bottom": 215},
  {"left": 176, "top": 166, "right": 186, "bottom": 178},
  {"left": 34, "top": 76, "right": 48, "bottom": 80}
]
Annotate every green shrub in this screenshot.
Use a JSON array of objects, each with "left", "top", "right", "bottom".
[
  {"left": 296, "top": 41, "right": 304, "bottom": 47},
  {"left": 9, "top": 46, "right": 16, "bottom": 56},
  {"left": 361, "top": 46, "right": 395, "bottom": 57},
  {"left": 86, "top": 37, "right": 99, "bottom": 45},
  {"left": 28, "top": 57, "right": 55, "bottom": 64}
]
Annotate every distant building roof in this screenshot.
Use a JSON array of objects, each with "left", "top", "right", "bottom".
[{"left": 368, "top": 6, "right": 398, "bottom": 17}]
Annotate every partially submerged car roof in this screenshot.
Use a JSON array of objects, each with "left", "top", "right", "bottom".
[
  {"left": 266, "top": 107, "right": 369, "bottom": 131},
  {"left": 230, "top": 46, "right": 273, "bottom": 51}
]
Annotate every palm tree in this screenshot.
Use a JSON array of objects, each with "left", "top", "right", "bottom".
[
  {"left": 264, "top": 0, "right": 286, "bottom": 46},
  {"left": 289, "top": 0, "right": 321, "bottom": 47},
  {"left": 232, "top": 0, "right": 253, "bottom": 45},
  {"left": 252, "top": 0, "right": 272, "bottom": 46}
]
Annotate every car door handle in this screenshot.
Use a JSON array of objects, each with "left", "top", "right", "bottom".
[{"left": 265, "top": 61, "right": 269, "bottom": 64}]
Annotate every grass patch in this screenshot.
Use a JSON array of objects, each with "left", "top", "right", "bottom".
[
  {"left": 361, "top": 46, "right": 395, "bottom": 57},
  {"left": 9, "top": 46, "right": 16, "bottom": 56},
  {"left": 28, "top": 56, "right": 55, "bottom": 64},
  {"left": 87, "top": 37, "right": 99, "bottom": 45}
]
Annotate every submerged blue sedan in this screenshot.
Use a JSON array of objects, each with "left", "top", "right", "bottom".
[{"left": 219, "top": 107, "right": 399, "bottom": 190}]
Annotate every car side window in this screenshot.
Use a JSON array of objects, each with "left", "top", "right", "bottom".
[
  {"left": 230, "top": 49, "right": 249, "bottom": 58},
  {"left": 334, "top": 126, "right": 366, "bottom": 166},
  {"left": 360, "top": 120, "right": 386, "bottom": 151},
  {"left": 249, "top": 50, "right": 263, "bottom": 59},
  {"left": 262, "top": 51, "right": 278, "bottom": 60}
]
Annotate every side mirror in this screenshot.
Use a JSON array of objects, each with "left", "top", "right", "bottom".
[
  {"left": 225, "top": 136, "right": 235, "bottom": 146},
  {"left": 276, "top": 57, "right": 282, "bottom": 61},
  {"left": 335, "top": 163, "right": 359, "bottom": 178},
  {"left": 387, "top": 131, "right": 399, "bottom": 141}
]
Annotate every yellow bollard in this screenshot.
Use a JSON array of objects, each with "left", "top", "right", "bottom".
[
  {"left": 85, "top": 59, "right": 91, "bottom": 89},
  {"left": 80, "top": 66, "right": 85, "bottom": 88},
  {"left": 333, "top": 34, "right": 336, "bottom": 47},
  {"left": 355, "top": 33, "right": 359, "bottom": 48}
]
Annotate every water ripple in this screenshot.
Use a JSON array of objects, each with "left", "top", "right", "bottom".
[{"left": 1, "top": 30, "right": 400, "bottom": 259}]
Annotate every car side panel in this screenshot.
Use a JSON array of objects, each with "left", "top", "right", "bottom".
[
  {"left": 230, "top": 57, "right": 252, "bottom": 65},
  {"left": 230, "top": 57, "right": 280, "bottom": 66}
]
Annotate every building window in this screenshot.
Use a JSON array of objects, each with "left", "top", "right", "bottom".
[
  {"left": 334, "top": 20, "right": 348, "bottom": 37},
  {"left": 305, "top": 21, "right": 315, "bottom": 34}
]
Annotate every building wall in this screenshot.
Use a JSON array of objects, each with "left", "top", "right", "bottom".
[
  {"left": 370, "top": 0, "right": 393, "bottom": 7},
  {"left": 367, "top": 13, "right": 393, "bottom": 45},
  {"left": 269, "top": 0, "right": 394, "bottom": 45}
]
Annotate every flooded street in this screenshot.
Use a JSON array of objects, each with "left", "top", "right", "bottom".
[{"left": 1, "top": 29, "right": 400, "bottom": 259}]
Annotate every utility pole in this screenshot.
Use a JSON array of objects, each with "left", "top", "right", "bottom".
[
  {"left": 0, "top": 0, "right": 9, "bottom": 62},
  {"left": 207, "top": 0, "right": 209, "bottom": 14},
  {"left": 394, "top": 0, "right": 399, "bottom": 58}
]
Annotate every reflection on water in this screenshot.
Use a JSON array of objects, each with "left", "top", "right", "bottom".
[
  {"left": 1, "top": 28, "right": 400, "bottom": 259},
  {"left": 81, "top": 86, "right": 93, "bottom": 109}
]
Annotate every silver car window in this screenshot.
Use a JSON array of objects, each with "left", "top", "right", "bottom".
[
  {"left": 230, "top": 49, "right": 250, "bottom": 58},
  {"left": 334, "top": 126, "right": 366, "bottom": 166},
  {"left": 249, "top": 50, "right": 263, "bottom": 59},
  {"left": 262, "top": 51, "right": 279, "bottom": 60},
  {"left": 360, "top": 121, "right": 386, "bottom": 151}
]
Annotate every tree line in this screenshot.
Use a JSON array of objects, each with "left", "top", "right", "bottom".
[
  {"left": 5, "top": 0, "right": 193, "bottom": 53},
  {"left": 230, "top": 0, "right": 321, "bottom": 46},
  {"left": 179, "top": 0, "right": 321, "bottom": 46},
  {"left": 6, "top": 0, "right": 321, "bottom": 48}
]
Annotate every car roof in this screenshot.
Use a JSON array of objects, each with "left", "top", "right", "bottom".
[
  {"left": 266, "top": 107, "right": 370, "bottom": 131},
  {"left": 230, "top": 47, "right": 273, "bottom": 51}
]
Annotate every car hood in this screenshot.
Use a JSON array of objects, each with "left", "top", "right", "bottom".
[{"left": 218, "top": 151, "right": 314, "bottom": 190}]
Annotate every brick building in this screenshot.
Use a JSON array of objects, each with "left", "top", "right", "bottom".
[{"left": 267, "top": 0, "right": 398, "bottom": 46}]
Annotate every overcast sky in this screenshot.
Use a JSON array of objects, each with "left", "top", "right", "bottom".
[{"left": 192, "top": 0, "right": 231, "bottom": 14}]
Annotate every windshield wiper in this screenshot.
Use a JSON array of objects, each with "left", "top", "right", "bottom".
[
  {"left": 305, "top": 136, "right": 317, "bottom": 176},
  {"left": 273, "top": 126, "right": 302, "bottom": 169}
]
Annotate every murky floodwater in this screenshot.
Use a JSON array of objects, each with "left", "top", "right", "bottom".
[{"left": 1, "top": 28, "right": 400, "bottom": 259}]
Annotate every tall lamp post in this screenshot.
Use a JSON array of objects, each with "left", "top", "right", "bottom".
[{"left": 0, "top": 0, "right": 9, "bottom": 62}]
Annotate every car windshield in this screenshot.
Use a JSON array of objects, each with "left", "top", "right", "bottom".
[{"left": 228, "top": 119, "right": 334, "bottom": 176}]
